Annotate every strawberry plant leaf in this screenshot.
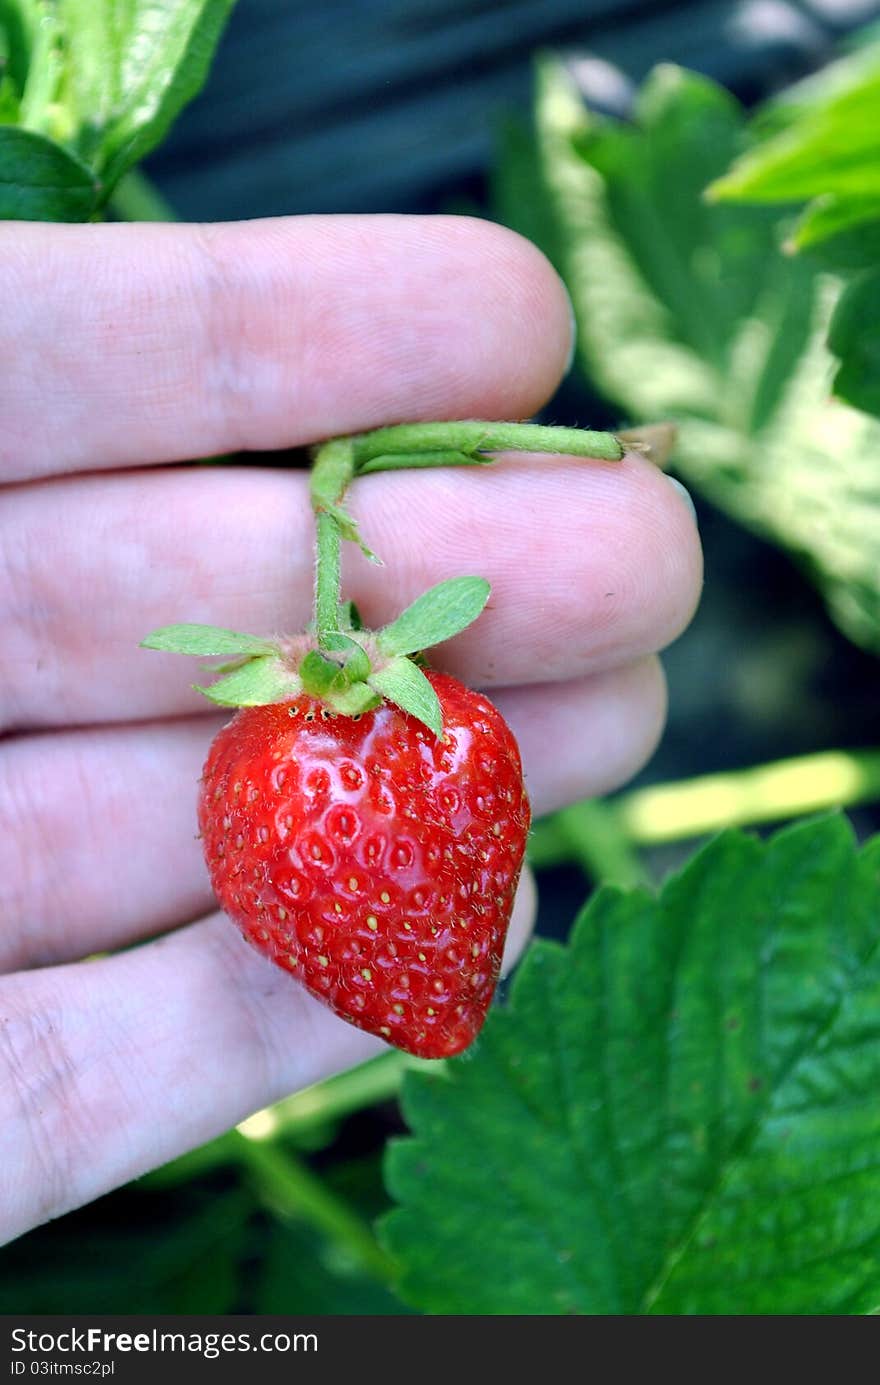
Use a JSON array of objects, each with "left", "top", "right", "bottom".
[
  {"left": 496, "top": 59, "right": 880, "bottom": 652},
  {"left": 194, "top": 655, "right": 299, "bottom": 708},
  {"left": 0, "top": 126, "right": 97, "bottom": 219},
  {"left": 52, "top": 0, "right": 236, "bottom": 195},
  {"left": 368, "top": 658, "right": 442, "bottom": 738},
  {"left": 141, "top": 624, "right": 276, "bottom": 658},
  {"left": 827, "top": 270, "right": 880, "bottom": 418},
  {"left": 0, "top": 0, "right": 235, "bottom": 212},
  {"left": 384, "top": 815, "right": 880, "bottom": 1314},
  {"left": 707, "top": 39, "right": 880, "bottom": 239},
  {"left": 790, "top": 199, "right": 880, "bottom": 264},
  {"left": 376, "top": 577, "right": 491, "bottom": 658}
]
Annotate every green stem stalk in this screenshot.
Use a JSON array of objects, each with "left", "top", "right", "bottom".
[
  {"left": 234, "top": 1133, "right": 396, "bottom": 1283},
  {"left": 310, "top": 437, "right": 358, "bottom": 649},
  {"left": 240, "top": 1052, "right": 429, "bottom": 1140},
  {"left": 308, "top": 421, "right": 624, "bottom": 657},
  {"left": 350, "top": 420, "right": 624, "bottom": 467},
  {"left": 314, "top": 511, "right": 343, "bottom": 648},
  {"left": 109, "top": 169, "right": 177, "bottom": 222}
]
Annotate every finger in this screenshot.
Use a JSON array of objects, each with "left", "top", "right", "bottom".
[
  {"left": 1, "top": 456, "right": 700, "bottom": 730},
  {"left": 0, "top": 870, "right": 535, "bottom": 1242},
  {"left": 0, "top": 660, "right": 664, "bottom": 971},
  {"left": 502, "top": 864, "right": 536, "bottom": 977},
  {"left": 0, "top": 216, "right": 572, "bottom": 484}
]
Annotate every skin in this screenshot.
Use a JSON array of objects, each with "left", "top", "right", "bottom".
[{"left": 0, "top": 214, "right": 702, "bottom": 1244}]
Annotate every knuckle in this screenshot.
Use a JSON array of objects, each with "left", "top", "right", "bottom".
[
  {"left": 0, "top": 995, "right": 84, "bottom": 1233},
  {"left": 189, "top": 223, "right": 263, "bottom": 453},
  {"left": 0, "top": 739, "right": 89, "bottom": 969}
]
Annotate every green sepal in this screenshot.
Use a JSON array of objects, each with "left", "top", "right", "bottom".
[
  {"left": 331, "top": 684, "right": 383, "bottom": 717},
  {"left": 341, "top": 643, "right": 371, "bottom": 683},
  {"left": 194, "top": 656, "right": 300, "bottom": 707},
  {"left": 376, "top": 577, "right": 491, "bottom": 658},
  {"left": 205, "top": 656, "right": 251, "bottom": 674},
  {"left": 141, "top": 623, "right": 276, "bottom": 658},
  {"left": 299, "top": 649, "right": 345, "bottom": 697},
  {"left": 338, "top": 600, "right": 364, "bottom": 631},
  {"left": 369, "top": 658, "right": 443, "bottom": 738},
  {"left": 300, "top": 641, "right": 373, "bottom": 695}
]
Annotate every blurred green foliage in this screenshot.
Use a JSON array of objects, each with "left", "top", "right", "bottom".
[
  {"left": 0, "top": 0, "right": 234, "bottom": 217},
  {"left": 496, "top": 56, "right": 880, "bottom": 655}
]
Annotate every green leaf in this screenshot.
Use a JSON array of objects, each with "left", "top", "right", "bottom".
[
  {"left": 706, "top": 37, "right": 880, "bottom": 282},
  {"left": 0, "top": 74, "right": 19, "bottom": 123},
  {"left": 51, "top": 0, "right": 236, "bottom": 195},
  {"left": 384, "top": 816, "right": 880, "bottom": 1314},
  {"left": 828, "top": 270, "right": 880, "bottom": 417},
  {"left": 789, "top": 197, "right": 880, "bottom": 263},
  {"left": 707, "top": 42, "right": 880, "bottom": 213},
  {"left": 496, "top": 59, "right": 880, "bottom": 651},
  {"left": 376, "top": 577, "right": 491, "bottom": 657},
  {"left": 369, "top": 658, "right": 442, "bottom": 738},
  {"left": 141, "top": 623, "right": 276, "bottom": 658},
  {"left": 0, "top": 126, "right": 97, "bottom": 219},
  {"left": 194, "top": 655, "right": 299, "bottom": 708}
]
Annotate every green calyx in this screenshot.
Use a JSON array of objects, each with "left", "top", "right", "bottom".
[
  {"left": 142, "top": 418, "right": 628, "bottom": 735},
  {"left": 140, "top": 575, "right": 490, "bottom": 735}
]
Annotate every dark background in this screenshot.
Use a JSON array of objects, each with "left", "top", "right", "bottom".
[{"left": 4, "top": 0, "right": 880, "bottom": 1314}]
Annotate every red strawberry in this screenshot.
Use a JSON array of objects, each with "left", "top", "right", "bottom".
[{"left": 198, "top": 670, "right": 530, "bottom": 1058}]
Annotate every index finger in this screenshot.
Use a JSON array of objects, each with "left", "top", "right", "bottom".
[{"left": 0, "top": 215, "right": 573, "bottom": 484}]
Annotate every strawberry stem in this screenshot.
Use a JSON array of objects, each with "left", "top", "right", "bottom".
[
  {"left": 309, "top": 419, "right": 626, "bottom": 651},
  {"left": 310, "top": 437, "right": 357, "bottom": 650},
  {"left": 314, "top": 510, "right": 343, "bottom": 649},
  {"left": 349, "top": 420, "right": 625, "bottom": 468}
]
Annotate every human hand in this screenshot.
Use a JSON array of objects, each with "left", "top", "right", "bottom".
[{"left": 0, "top": 215, "right": 702, "bottom": 1243}]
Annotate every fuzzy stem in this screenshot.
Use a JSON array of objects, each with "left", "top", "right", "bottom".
[
  {"left": 349, "top": 421, "right": 624, "bottom": 468},
  {"left": 310, "top": 438, "right": 358, "bottom": 649},
  {"left": 314, "top": 512, "right": 343, "bottom": 648},
  {"left": 308, "top": 421, "right": 624, "bottom": 653}
]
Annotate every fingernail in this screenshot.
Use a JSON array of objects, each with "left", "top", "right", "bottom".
[
  {"left": 562, "top": 281, "right": 578, "bottom": 376},
  {"left": 666, "top": 476, "right": 698, "bottom": 527}
]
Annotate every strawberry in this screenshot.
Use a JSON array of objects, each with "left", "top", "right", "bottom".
[
  {"left": 198, "top": 670, "right": 529, "bottom": 1057},
  {"left": 143, "top": 420, "right": 623, "bottom": 1056}
]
